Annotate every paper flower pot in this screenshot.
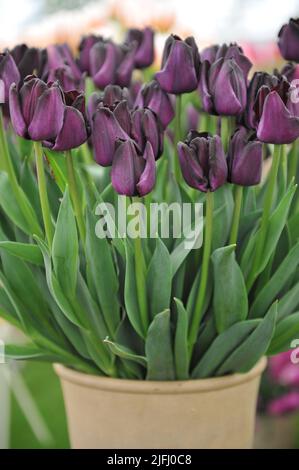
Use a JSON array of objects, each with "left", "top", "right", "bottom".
[{"left": 55, "top": 357, "right": 266, "bottom": 449}]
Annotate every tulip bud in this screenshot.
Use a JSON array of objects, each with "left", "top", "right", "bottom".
[
  {"left": 134, "top": 79, "right": 174, "bottom": 128},
  {"left": 78, "top": 34, "right": 102, "bottom": 74},
  {"left": 178, "top": 131, "right": 227, "bottom": 192},
  {"left": 246, "top": 72, "right": 299, "bottom": 144},
  {"left": 126, "top": 27, "right": 154, "bottom": 69},
  {"left": 111, "top": 139, "right": 156, "bottom": 196},
  {"left": 0, "top": 52, "right": 20, "bottom": 105},
  {"left": 155, "top": 35, "right": 200, "bottom": 94},
  {"left": 278, "top": 18, "right": 299, "bottom": 62},
  {"left": 199, "top": 58, "right": 247, "bottom": 116},
  {"left": 9, "top": 76, "right": 89, "bottom": 150},
  {"left": 227, "top": 127, "right": 262, "bottom": 186}
]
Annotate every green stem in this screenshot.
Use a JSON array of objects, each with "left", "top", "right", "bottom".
[
  {"left": 34, "top": 141, "right": 54, "bottom": 248},
  {"left": 0, "top": 109, "right": 42, "bottom": 237},
  {"left": 289, "top": 139, "right": 298, "bottom": 184},
  {"left": 174, "top": 94, "right": 182, "bottom": 181},
  {"left": 229, "top": 185, "right": 243, "bottom": 245},
  {"left": 246, "top": 144, "right": 282, "bottom": 291},
  {"left": 65, "top": 150, "right": 86, "bottom": 243},
  {"left": 132, "top": 197, "right": 148, "bottom": 336},
  {"left": 188, "top": 190, "right": 214, "bottom": 354}
]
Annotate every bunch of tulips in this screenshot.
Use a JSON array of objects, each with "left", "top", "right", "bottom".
[{"left": 0, "top": 19, "right": 299, "bottom": 379}]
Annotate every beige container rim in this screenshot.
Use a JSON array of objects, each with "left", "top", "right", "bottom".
[{"left": 54, "top": 356, "right": 267, "bottom": 395}]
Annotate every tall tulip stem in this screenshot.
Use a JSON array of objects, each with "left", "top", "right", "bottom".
[
  {"left": 246, "top": 144, "right": 282, "bottom": 291},
  {"left": 229, "top": 185, "right": 243, "bottom": 245},
  {"left": 65, "top": 150, "right": 86, "bottom": 243},
  {"left": 0, "top": 109, "right": 42, "bottom": 237},
  {"left": 289, "top": 139, "right": 298, "bottom": 184},
  {"left": 189, "top": 190, "right": 214, "bottom": 355},
  {"left": 174, "top": 94, "right": 182, "bottom": 180},
  {"left": 34, "top": 141, "right": 54, "bottom": 248}
]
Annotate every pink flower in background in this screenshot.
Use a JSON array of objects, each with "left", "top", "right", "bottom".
[
  {"left": 269, "top": 351, "right": 299, "bottom": 387},
  {"left": 267, "top": 392, "right": 299, "bottom": 416}
]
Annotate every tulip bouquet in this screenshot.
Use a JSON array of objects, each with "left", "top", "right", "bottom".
[{"left": 0, "top": 21, "right": 299, "bottom": 381}]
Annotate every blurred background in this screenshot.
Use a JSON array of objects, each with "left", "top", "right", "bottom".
[{"left": 1, "top": 0, "right": 299, "bottom": 449}]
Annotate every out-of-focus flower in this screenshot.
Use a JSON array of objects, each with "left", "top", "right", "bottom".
[
  {"left": 9, "top": 76, "right": 88, "bottom": 150},
  {"left": 135, "top": 79, "right": 174, "bottom": 128},
  {"left": 200, "top": 43, "right": 252, "bottom": 80},
  {"left": 78, "top": 34, "right": 102, "bottom": 74},
  {"left": 199, "top": 57, "right": 247, "bottom": 116},
  {"left": 0, "top": 52, "right": 20, "bottom": 105},
  {"left": 155, "top": 35, "right": 200, "bottom": 94},
  {"left": 227, "top": 126, "right": 262, "bottom": 186},
  {"left": 280, "top": 62, "right": 299, "bottom": 82},
  {"left": 246, "top": 72, "right": 299, "bottom": 144},
  {"left": 267, "top": 392, "right": 299, "bottom": 416},
  {"left": 125, "top": 27, "right": 154, "bottom": 69},
  {"left": 47, "top": 66, "right": 84, "bottom": 92},
  {"left": 111, "top": 139, "right": 156, "bottom": 196},
  {"left": 45, "top": 43, "right": 82, "bottom": 81},
  {"left": 269, "top": 351, "right": 299, "bottom": 387},
  {"left": 178, "top": 131, "right": 227, "bottom": 192},
  {"left": 10, "top": 44, "right": 46, "bottom": 79},
  {"left": 90, "top": 38, "right": 137, "bottom": 89},
  {"left": 186, "top": 103, "right": 200, "bottom": 132},
  {"left": 278, "top": 18, "right": 299, "bottom": 62}
]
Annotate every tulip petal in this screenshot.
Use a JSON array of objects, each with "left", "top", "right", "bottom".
[
  {"left": 257, "top": 91, "right": 299, "bottom": 144},
  {"left": 0, "top": 53, "right": 20, "bottom": 103},
  {"left": 51, "top": 105, "right": 88, "bottom": 151},
  {"left": 208, "top": 135, "right": 228, "bottom": 191},
  {"left": 115, "top": 43, "right": 137, "bottom": 88},
  {"left": 137, "top": 142, "right": 156, "bottom": 196},
  {"left": 178, "top": 141, "right": 208, "bottom": 191},
  {"left": 230, "top": 141, "right": 262, "bottom": 186},
  {"left": 278, "top": 20, "right": 299, "bottom": 62},
  {"left": 9, "top": 83, "right": 27, "bottom": 137},
  {"left": 91, "top": 42, "right": 118, "bottom": 89},
  {"left": 198, "top": 61, "right": 214, "bottom": 114},
  {"left": 20, "top": 77, "right": 48, "bottom": 126},
  {"left": 111, "top": 140, "right": 140, "bottom": 196},
  {"left": 213, "top": 59, "right": 246, "bottom": 116},
  {"left": 28, "top": 85, "right": 65, "bottom": 141},
  {"left": 93, "top": 107, "right": 128, "bottom": 166}
]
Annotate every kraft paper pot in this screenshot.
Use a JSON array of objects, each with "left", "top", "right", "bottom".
[{"left": 54, "top": 357, "right": 266, "bottom": 449}]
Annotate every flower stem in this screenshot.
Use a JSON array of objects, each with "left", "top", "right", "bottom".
[
  {"left": 174, "top": 94, "right": 182, "bottom": 181},
  {"left": 0, "top": 109, "right": 43, "bottom": 237},
  {"left": 246, "top": 144, "right": 282, "bottom": 291},
  {"left": 65, "top": 149, "right": 86, "bottom": 243},
  {"left": 289, "top": 139, "right": 298, "bottom": 184},
  {"left": 34, "top": 141, "right": 54, "bottom": 248},
  {"left": 188, "top": 190, "right": 214, "bottom": 355},
  {"left": 229, "top": 185, "right": 243, "bottom": 245}
]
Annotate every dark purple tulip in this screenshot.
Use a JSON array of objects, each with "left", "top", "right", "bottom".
[
  {"left": 46, "top": 43, "right": 82, "bottom": 81},
  {"left": 0, "top": 52, "right": 20, "bottom": 105},
  {"left": 78, "top": 34, "right": 102, "bottom": 74},
  {"left": 10, "top": 44, "right": 46, "bottom": 79},
  {"left": 134, "top": 79, "right": 174, "bottom": 128},
  {"left": 9, "top": 76, "right": 88, "bottom": 150},
  {"left": 199, "top": 58, "right": 247, "bottom": 116},
  {"left": 186, "top": 103, "right": 200, "bottom": 132},
  {"left": 280, "top": 62, "right": 299, "bottom": 82},
  {"left": 47, "top": 65, "right": 84, "bottom": 92},
  {"left": 278, "top": 18, "right": 299, "bottom": 62},
  {"left": 90, "top": 39, "right": 137, "bottom": 89},
  {"left": 111, "top": 139, "right": 156, "bottom": 196},
  {"left": 155, "top": 35, "right": 200, "bottom": 94},
  {"left": 178, "top": 131, "right": 227, "bottom": 192},
  {"left": 126, "top": 27, "right": 154, "bottom": 69},
  {"left": 200, "top": 43, "right": 252, "bottom": 80},
  {"left": 131, "top": 107, "right": 163, "bottom": 159},
  {"left": 245, "top": 72, "right": 299, "bottom": 144},
  {"left": 227, "top": 126, "right": 262, "bottom": 186}
]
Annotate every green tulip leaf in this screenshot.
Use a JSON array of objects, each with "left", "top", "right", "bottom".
[
  {"left": 267, "top": 312, "right": 299, "bottom": 355},
  {"left": 174, "top": 298, "right": 189, "bottom": 380}
]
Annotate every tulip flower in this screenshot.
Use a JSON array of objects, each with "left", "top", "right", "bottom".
[
  {"left": 0, "top": 52, "right": 20, "bottom": 106},
  {"left": 267, "top": 392, "right": 299, "bottom": 416},
  {"left": 9, "top": 76, "right": 88, "bottom": 150},
  {"left": 186, "top": 104, "right": 200, "bottom": 132},
  {"left": 227, "top": 127, "right": 262, "bottom": 186},
  {"left": 10, "top": 44, "right": 46, "bottom": 79},
  {"left": 278, "top": 18, "right": 299, "bottom": 62},
  {"left": 246, "top": 72, "right": 299, "bottom": 144},
  {"left": 131, "top": 108, "right": 163, "bottom": 159},
  {"left": 90, "top": 39, "right": 137, "bottom": 89},
  {"left": 111, "top": 139, "right": 156, "bottom": 196},
  {"left": 200, "top": 43, "right": 252, "bottom": 80},
  {"left": 78, "top": 34, "right": 102, "bottom": 74},
  {"left": 155, "top": 35, "right": 200, "bottom": 94},
  {"left": 177, "top": 131, "right": 227, "bottom": 192},
  {"left": 280, "top": 62, "right": 299, "bottom": 82},
  {"left": 126, "top": 27, "right": 154, "bottom": 69},
  {"left": 46, "top": 65, "right": 84, "bottom": 92},
  {"left": 199, "top": 58, "right": 247, "bottom": 116},
  {"left": 46, "top": 43, "right": 82, "bottom": 81},
  {"left": 134, "top": 79, "right": 174, "bottom": 128}
]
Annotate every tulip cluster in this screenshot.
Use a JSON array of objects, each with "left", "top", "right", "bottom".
[{"left": 0, "top": 20, "right": 299, "bottom": 383}]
